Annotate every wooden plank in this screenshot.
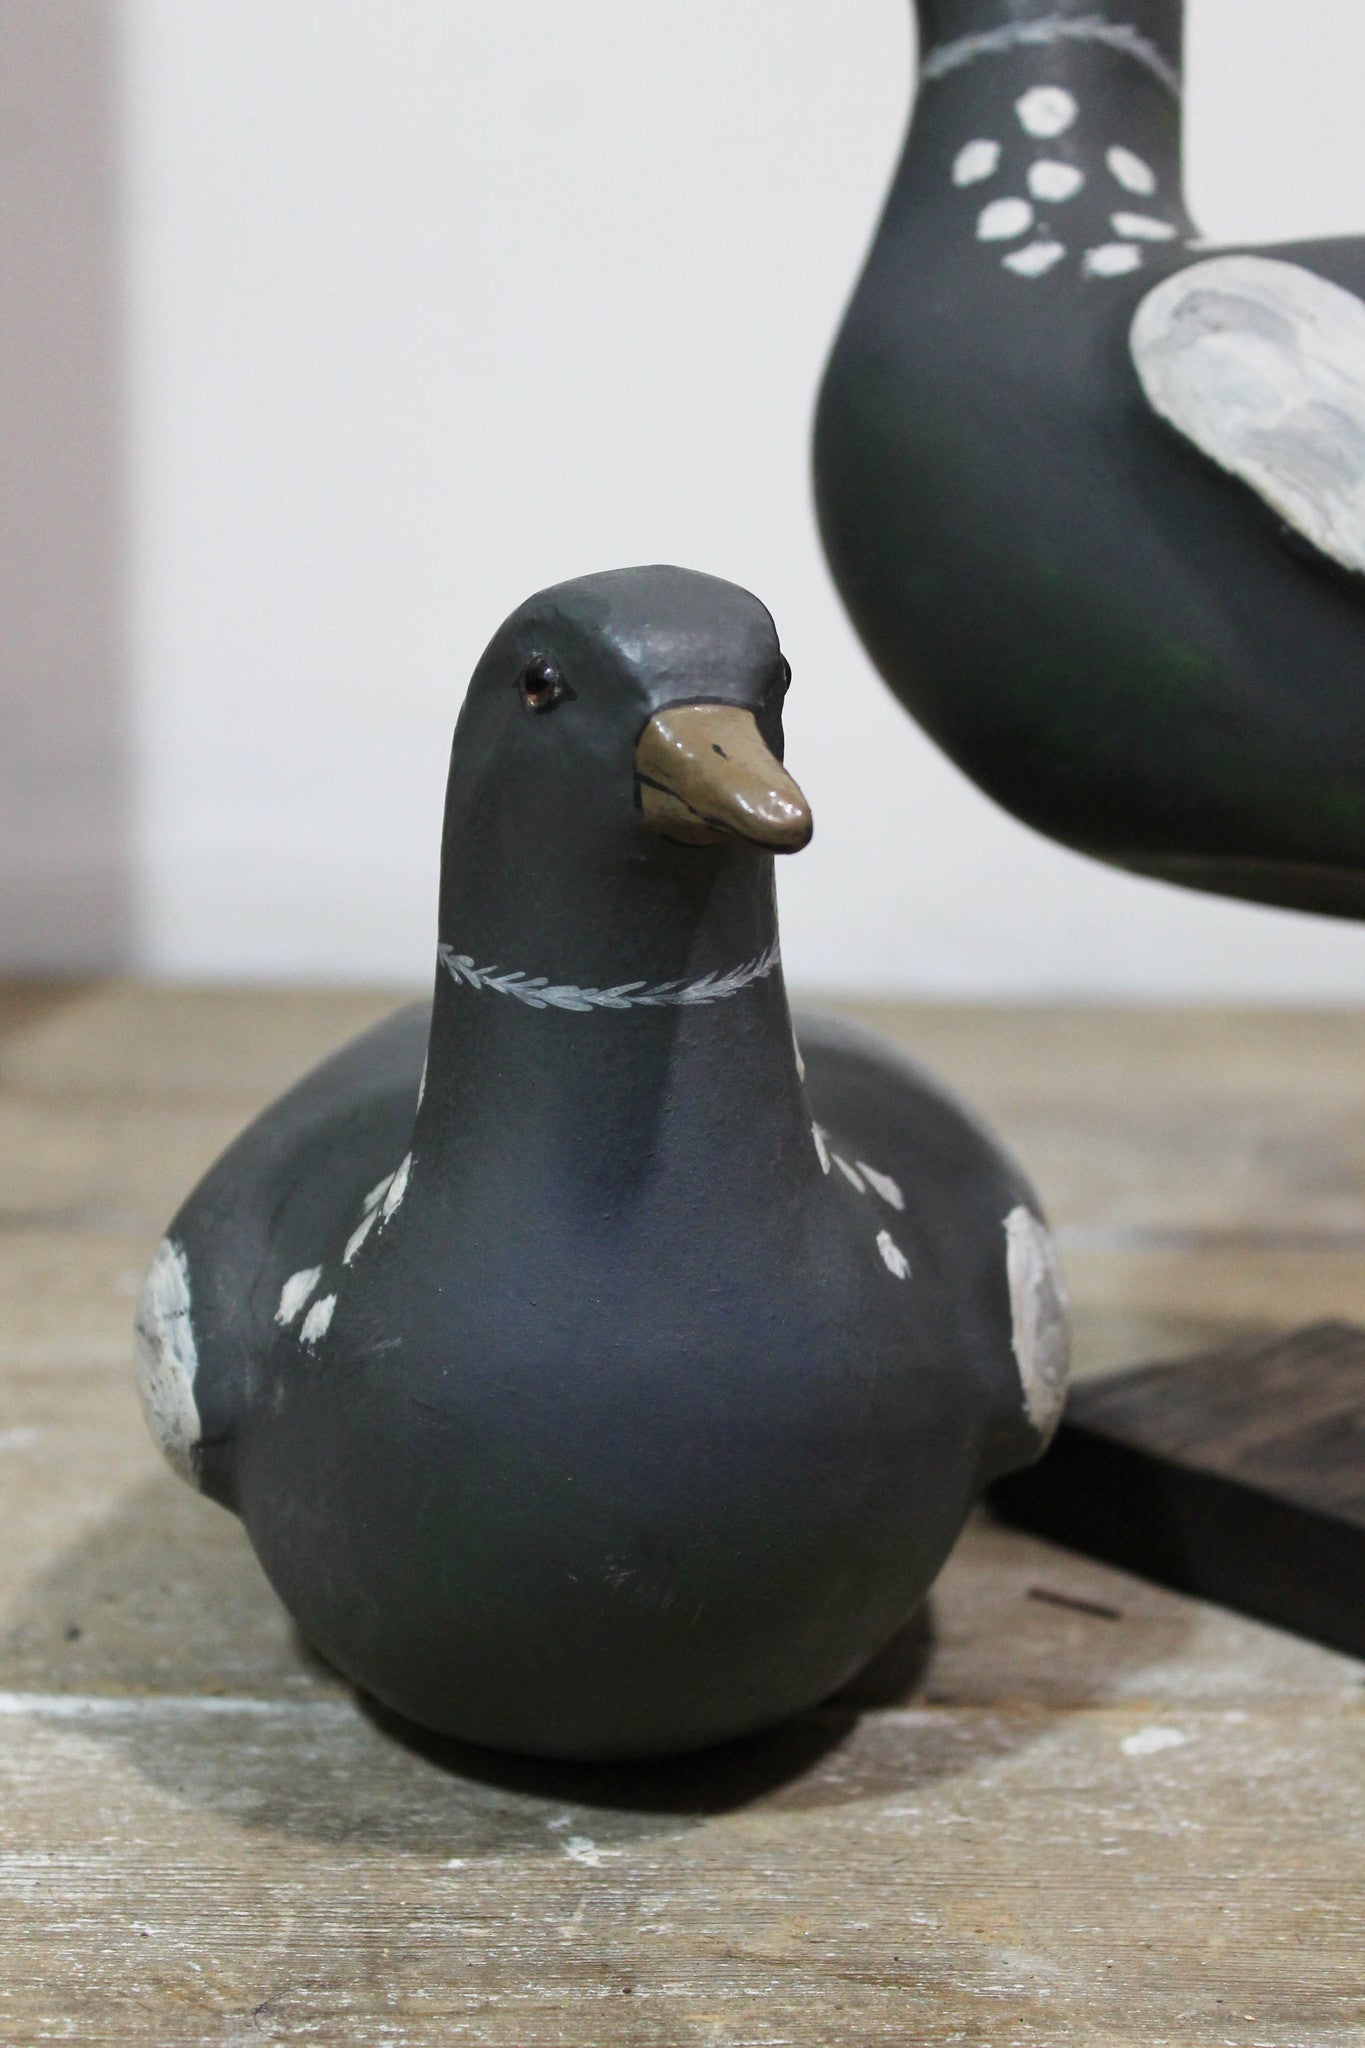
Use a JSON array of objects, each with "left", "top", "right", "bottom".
[
  {"left": 993, "top": 1322, "right": 1365, "bottom": 1657},
  {"left": 1063, "top": 1321, "right": 1365, "bottom": 1515},
  {"left": 0, "top": 1689, "right": 1361, "bottom": 2046}
]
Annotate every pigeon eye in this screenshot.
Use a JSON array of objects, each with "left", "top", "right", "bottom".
[{"left": 519, "top": 654, "right": 568, "bottom": 713}]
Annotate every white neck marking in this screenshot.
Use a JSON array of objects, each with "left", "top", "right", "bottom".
[
  {"left": 921, "top": 15, "right": 1181, "bottom": 98},
  {"left": 438, "top": 938, "right": 781, "bottom": 1015}
]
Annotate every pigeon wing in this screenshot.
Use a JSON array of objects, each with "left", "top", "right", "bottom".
[{"left": 1130, "top": 252, "right": 1365, "bottom": 577}]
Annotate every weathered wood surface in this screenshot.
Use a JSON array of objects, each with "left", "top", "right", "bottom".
[{"left": 1, "top": 985, "right": 1362, "bottom": 2045}]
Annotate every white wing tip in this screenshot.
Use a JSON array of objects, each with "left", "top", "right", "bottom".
[{"left": 1131, "top": 252, "right": 1365, "bottom": 579}]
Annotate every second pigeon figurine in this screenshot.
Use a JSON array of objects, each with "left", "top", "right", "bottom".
[{"left": 134, "top": 566, "right": 1069, "bottom": 1759}]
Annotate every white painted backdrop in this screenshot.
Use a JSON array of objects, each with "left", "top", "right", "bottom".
[{"left": 107, "top": 2, "right": 1365, "bottom": 984}]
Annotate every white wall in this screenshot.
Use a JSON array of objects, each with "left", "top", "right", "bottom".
[
  {"left": 29, "top": 3, "right": 1365, "bottom": 987},
  {"left": 0, "top": 2, "right": 128, "bottom": 968}
]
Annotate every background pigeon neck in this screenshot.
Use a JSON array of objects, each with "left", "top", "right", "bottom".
[{"left": 897, "top": 0, "right": 1186, "bottom": 226}]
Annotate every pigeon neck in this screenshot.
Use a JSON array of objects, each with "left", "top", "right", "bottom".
[
  {"left": 417, "top": 840, "right": 811, "bottom": 1208},
  {"left": 915, "top": 1, "right": 1183, "bottom": 86}
]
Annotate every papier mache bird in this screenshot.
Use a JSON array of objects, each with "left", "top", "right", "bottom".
[
  {"left": 816, "top": 0, "right": 1365, "bottom": 917},
  {"left": 134, "top": 565, "right": 1069, "bottom": 1761}
]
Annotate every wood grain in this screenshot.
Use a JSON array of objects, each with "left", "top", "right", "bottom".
[{"left": 2, "top": 985, "right": 1363, "bottom": 2045}]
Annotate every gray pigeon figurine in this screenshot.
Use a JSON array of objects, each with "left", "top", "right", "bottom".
[{"left": 134, "top": 566, "right": 1069, "bottom": 1759}]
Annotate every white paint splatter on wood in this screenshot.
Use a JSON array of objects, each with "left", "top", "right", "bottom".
[
  {"left": 1131, "top": 253, "right": 1365, "bottom": 578},
  {"left": 133, "top": 1238, "right": 201, "bottom": 1485},
  {"left": 1005, "top": 1207, "right": 1070, "bottom": 1442},
  {"left": 1015, "top": 86, "right": 1078, "bottom": 139},
  {"left": 0, "top": 1691, "right": 359, "bottom": 1719},
  {"left": 563, "top": 1836, "right": 621, "bottom": 1867},
  {"left": 299, "top": 1294, "right": 337, "bottom": 1349},
  {"left": 276, "top": 1266, "right": 322, "bottom": 1326},
  {"left": 1112, "top": 211, "right": 1176, "bottom": 241},
  {"left": 1003, "top": 240, "right": 1067, "bottom": 278},
  {"left": 1122, "top": 1724, "right": 1190, "bottom": 1757},
  {"left": 953, "top": 138, "right": 1001, "bottom": 186},
  {"left": 857, "top": 1163, "right": 905, "bottom": 1211},
  {"left": 1028, "top": 160, "right": 1083, "bottom": 202},
  {"left": 978, "top": 196, "right": 1034, "bottom": 241},
  {"left": 1085, "top": 242, "right": 1143, "bottom": 277},
  {"left": 1107, "top": 144, "right": 1157, "bottom": 195},
  {"left": 877, "top": 1230, "right": 911, "bottom": 1281}
]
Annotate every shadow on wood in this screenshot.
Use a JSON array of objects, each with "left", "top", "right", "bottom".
[{"left": 0, "top": 1467, "right": 1206, "bottom": 1852}]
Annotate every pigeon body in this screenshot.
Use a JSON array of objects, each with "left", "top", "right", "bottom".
[{"left": 135, "top": 567, "right": 1066, "bottom": 1759}]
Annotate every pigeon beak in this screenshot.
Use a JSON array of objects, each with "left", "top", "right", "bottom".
[{"left": 635, "top": 703, "right": 813, "bottom": 852}]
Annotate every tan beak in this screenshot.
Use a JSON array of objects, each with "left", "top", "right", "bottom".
[{"left": 635, "top": 703, "right": 813, "bottom": 852}]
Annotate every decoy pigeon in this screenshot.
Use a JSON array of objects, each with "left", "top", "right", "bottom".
[
  {"left": 815, "top": 0, "right": 1365, "bottom": 917},
  {"left": 133, "top": 566, "right": 1069, "bottom": 1760}
]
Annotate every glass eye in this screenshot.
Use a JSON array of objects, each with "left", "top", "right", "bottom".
[
  {"left": 780, "top": 656, "right": 792, "bottom": 687},
  {"left": 519, "top": 653, "right": 567, "bottom": 713}
]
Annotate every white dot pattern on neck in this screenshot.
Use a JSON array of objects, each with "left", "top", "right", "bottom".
[
  {"left": 1003, "top": 240, "right": 1067, "bottom": 278},
  {"left": 1028, "top": 160, "right": 1084, "bottom": 202},
  {"left": 1085, "top": 241, "right": 1144, "bottom": 277},
  {"left": 1112, "top": 211, "right": 1177, "bottom": 241},
  {"left": 949, "top": 99, "right": 1175, "bottom": 284},
  {"left": 1016, "top": 85, "right": 1078, "bottom": 138},
  {"left": 978, "top": 196, "right": 1034, "bottom": 242},
  {"left": 953, "top": 138, "right": 1001, "bottom": 186},
  {"left": 1107, "top": 145, "right": 1156, "bottom": 195}
]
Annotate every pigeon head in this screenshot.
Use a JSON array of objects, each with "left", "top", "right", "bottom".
[{"left": 446, "top": 566, "right": 813, "bottom": 864}]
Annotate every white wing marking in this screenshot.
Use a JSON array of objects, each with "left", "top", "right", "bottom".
[
  {"left": 133, "top": 1239, "right": 202, "bottom": 1483},
  {"left": 276, "top": 1265, "right": 322, "bottom": 1324},
  {"left": 876, "top": 1230, "right": 911, "bottom": 1281},
  {"left": 857, "top": 1162, "right": 905, "bottom": 1211},
  {"left": 300, "top": 1294, "right": 336, "bottom": 1349},
  {"left": 381, "top": 1153, "right": 412, "bottom": 1221},
  {"left": 343, "top": 1207, "right": 378, "bottom": 1265},
  {"left": 1131, "top": 253, "right": 1365, "bottom": 577},
  {"left": 1004, "top": 1207, "right": 1070, "bottom": 1442}
]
